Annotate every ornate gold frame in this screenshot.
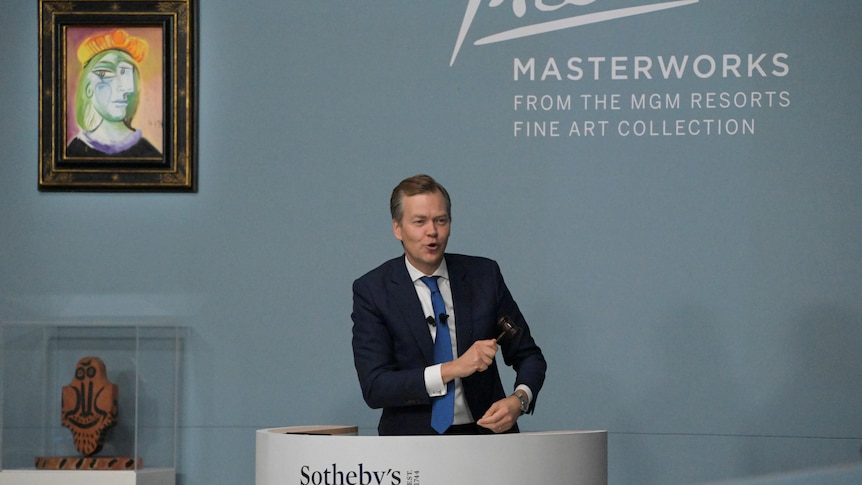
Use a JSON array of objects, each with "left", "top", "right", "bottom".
[{"left": 39, "top": 0, "right": 195, "bottom": 191}]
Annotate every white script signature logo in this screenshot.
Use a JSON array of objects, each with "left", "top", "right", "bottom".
[{"left": 451, "top": 0, "right": 700, "bottom": 66}]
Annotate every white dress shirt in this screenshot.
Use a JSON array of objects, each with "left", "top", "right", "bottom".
[{"left": 404, "top": 258, "right": 475, "bottom": 425}]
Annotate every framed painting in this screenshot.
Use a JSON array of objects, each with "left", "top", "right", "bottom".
[{"left": 39, "top": 0, "right": 195, "bottom": 192}]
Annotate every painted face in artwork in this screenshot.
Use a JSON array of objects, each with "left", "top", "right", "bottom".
[
  {"left": 61, "top": 357, "right": 119, "bottom": 456},
  {"left": 73, "top": 29, "right": 147, "bottom": 134},
  {"left": 87, "top": 51, "right": 137, "bottom": 122}
]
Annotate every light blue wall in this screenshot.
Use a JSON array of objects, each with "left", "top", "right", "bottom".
[{"left": 2, "top": 1, "right": 861, "bottom": 484}]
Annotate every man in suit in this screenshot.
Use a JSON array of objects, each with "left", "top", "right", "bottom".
[{"left": 352, "top": 174, "right": 547, "bottom": 436}]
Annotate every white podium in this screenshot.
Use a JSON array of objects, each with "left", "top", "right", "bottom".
[{"left": 256, "top": 426, "right": 607, "bottom": 485}]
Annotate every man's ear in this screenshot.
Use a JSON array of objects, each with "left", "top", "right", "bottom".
[{"left": 392, "top": 219, "right": 402, "bottom": 242}]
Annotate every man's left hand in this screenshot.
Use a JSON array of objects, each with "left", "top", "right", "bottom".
[{"left": 476, "top": 395, "right": 521, "bottom": 433}]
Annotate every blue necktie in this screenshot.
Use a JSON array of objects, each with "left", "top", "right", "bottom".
[{"left": 421, "top": 276, "right": 454, "bottom": 434}]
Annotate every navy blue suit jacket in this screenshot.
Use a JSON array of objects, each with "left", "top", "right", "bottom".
[{"left": 351, "top": 254, "right": 547, "bottom": 436}]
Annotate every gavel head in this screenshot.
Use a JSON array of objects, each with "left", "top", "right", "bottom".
[{"left": 496, "top": 316, "right": 520, "bottom": 342}]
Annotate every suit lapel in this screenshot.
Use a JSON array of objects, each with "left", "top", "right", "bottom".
[
  {"left": 447, "top": 256, "right": 474, "bottom": 356},
  {"left": 387, "top": 258, "right": 435, "bottom": 363}
]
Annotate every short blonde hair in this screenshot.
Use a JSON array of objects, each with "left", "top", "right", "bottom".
[{"left": 390, "top": 174, "right": 451, "bottom": 223}]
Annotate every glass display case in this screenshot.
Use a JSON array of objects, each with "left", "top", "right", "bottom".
[{"left": 0, "top": 323, "right": 180, "bottom": 484}]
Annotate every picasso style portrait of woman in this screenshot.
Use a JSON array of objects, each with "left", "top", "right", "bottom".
[
  {"left": 39, "top": 0, "right": 195, "bottom": 191},
  {"left": 66, "top": 28, "right": 163, "bottom": 158}
]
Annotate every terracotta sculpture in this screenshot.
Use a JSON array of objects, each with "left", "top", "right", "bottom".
[{"left": 61, "top": 356, "right": 118, "bottom": 456}]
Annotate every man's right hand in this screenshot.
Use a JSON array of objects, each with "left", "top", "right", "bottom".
[{"left": 441, "top": 339, "right": 498, "bottom": 383}]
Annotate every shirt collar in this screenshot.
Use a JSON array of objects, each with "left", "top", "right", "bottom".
[{"left": 404, "top": 256, "right": 449, "bottom": 283}]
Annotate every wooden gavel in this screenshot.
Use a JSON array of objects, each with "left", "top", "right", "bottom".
[{"left": 495, "top": 316, "right": 520, "bottom": 343}]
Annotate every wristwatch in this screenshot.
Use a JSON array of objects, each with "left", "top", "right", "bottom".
[{"left": 512, "top": 390, "right": 529, "bottom": 415}]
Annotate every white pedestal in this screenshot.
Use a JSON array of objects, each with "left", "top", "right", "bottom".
[
  {"left": 257, "top": 425, "right": 607, "bottom": 485},
  {"left": 0, "top": 468, "right": 174, "bottom": 485}
]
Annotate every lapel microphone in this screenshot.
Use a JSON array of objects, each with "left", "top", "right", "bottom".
[{"left": 426, "top": 314, "right": 449, "bottom": 327}]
